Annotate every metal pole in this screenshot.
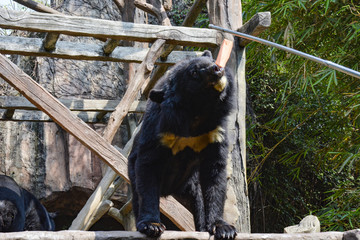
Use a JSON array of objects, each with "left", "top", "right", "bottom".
[{"left": 209, "top": 24, "right": 360, "bottom": 79}]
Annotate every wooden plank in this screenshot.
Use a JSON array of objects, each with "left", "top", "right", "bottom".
[
  {"left": 0, "top": 96, "right": 146, "bottom": 113},
  {"left": 13, "top": 0, "right": 61, "bottom": 14},
  {"left": 0, "top": 53, "right": 129, "bottom": 184},
  {"left": 0, "top": 230, "right": 346, "bottom": 240},
  {"left": 0, "top": 36, "right": 202, "bottom": 65},
  {"left": 238, "top": 12, "right": 271, "bottom": 47},
  {"left": 0, "top": 9, "right": 220, "bottom": 47},
  {"left": 0, "top": 110, "right": 111, "bottom": 123}
]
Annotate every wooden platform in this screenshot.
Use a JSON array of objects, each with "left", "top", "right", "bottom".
[{"left": 0, "top": 230, "right": 349, "bottom": 240}]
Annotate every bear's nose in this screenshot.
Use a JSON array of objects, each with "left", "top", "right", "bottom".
[{"left": 213, "top": 65, "right": 224, "bottom": 77}]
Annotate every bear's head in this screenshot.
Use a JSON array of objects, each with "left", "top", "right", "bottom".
[
  {"left": 149, "top": 50, "right": 230, "bottom": 104},
  {"left": 0, "top": 200, "right": 18, "bottom": 232}
]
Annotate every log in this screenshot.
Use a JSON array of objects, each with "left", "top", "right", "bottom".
[
  {"left": 0, "top": 36, "right": 202, "bottom": 65},
  {"left": 0, "top": 230, "right": 346, "bottom": 240},
  {"left": 13, "top": 0, "right": 60, "bottom": 14},
  {"left": 0, "top": 96, "right": 146, "bottom": 113},
  {"left": 103, "top": 39, "right": 120, "bottom": 55},
  {"left": 0, "top": 110, "right": 111, "bottom": 123},
  {"left": 0, "top": 9, "right": 219, "bottom": 47},
  {"left": 43, "top": 33, "right": 60, "bottom": 51},
  {"left": 69, "top": 127, "right": 140, "bottom": 231},
  {"left": 238, "top": 12, "right": 271, "bottom": 47}
]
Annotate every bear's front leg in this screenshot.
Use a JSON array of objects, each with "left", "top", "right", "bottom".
[
  {"left": 200, "top": 143, "right": 237, "bottom": 240},
  {"left": 134, "top": 160, "right": 166, "bottom": 237}
]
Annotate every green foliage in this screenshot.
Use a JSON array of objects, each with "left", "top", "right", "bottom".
[{"left": 243, "top": 0, "right": 360, "bottom": 232}]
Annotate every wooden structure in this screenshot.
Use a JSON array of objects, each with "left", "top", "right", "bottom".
[
  {"left": 0, "top": 0, "right": 270, "bottom": 235},
  {"left": 0, "top": 230, "right": 352, "bottom": 240}
]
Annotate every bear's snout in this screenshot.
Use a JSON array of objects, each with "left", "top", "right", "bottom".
[{"left": 213, "top": 65, "right": 224, "bottom": 77}]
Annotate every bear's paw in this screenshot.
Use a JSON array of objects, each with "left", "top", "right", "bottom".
[{"left": 138, "top": 222, "right": 166, "bottom": 238}]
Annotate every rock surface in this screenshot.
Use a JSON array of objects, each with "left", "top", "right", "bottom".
[{"left": 284, "top": 215, "right": 321, "bottom": 233}]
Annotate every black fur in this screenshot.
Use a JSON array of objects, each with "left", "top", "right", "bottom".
[
  {"left": 128, "top": 50, "right": 237, "bottom": 239},
  {"left": 0, "top": 175, "right": 55, "bottom": 232}
]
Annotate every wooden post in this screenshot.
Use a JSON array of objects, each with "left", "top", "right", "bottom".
[{"left": 207, "top": 0, "right": 250, "bottom": 232}]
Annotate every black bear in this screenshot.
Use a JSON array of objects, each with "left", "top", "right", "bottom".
[
  {"left": 128, "top": 50, "right": 237, "bottom": 239},
  {"left": 0, "top": 175, "right": 55, "bottom": 232}
]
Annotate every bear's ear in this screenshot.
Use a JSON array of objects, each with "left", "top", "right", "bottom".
[
  {"left": 202, "top": 50, "right": 213, "bottom": 59},
  {"left": 149, "top": 89, "right": 165, "bottom": 103}
]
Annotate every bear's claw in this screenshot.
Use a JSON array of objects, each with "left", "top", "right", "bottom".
[
  {"left": 211, "top": 221, "right": 237, "bottom": 240},
  {"left": 138, "top": 222, "right": 166, "bottom": 238}
]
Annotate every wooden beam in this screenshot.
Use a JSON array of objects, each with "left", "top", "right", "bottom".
[
  {"left": 0, "top": 9, "right": 220, "bottom": 47},
  {"left": 0, "top": 96, "right": 146, "bottom": 113},
  {"left": 238, "top": 12, "right": 271, "bottom": 47},
  {"left": 182, "top": 0, "right": 207, "bottom": 27},
  {"left": 13, "top": 0, "right": 61, "bottom": 14},
  {"left": 0, "top": 110, "right": 110, "bottom": 123},
  {"left": 3, "top": 109, "right": 15, "bottom": 119},
  {"left": 0, "top": 53, "right": 129, "bottom": 183},
  {"left": 103, "top": 39, "right": 120, "bottom": 55},
  {"left": 43, "top": 33, "right": 60, "bottom": 51},
  {"left": 0, "top": 36, "right": 202, "bottom": 64},
  {"left": 0, "top": 230, "right": 346, "bottom": 240}
]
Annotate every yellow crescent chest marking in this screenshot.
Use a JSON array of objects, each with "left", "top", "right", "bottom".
[
  {"left": 160, "top": 126, "right": 225, "bottom": 155},
  {"left": 214, "top": 76, "right": 227, "bottom": 92}
]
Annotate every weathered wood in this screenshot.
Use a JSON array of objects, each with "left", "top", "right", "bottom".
[
  {"left": 112, "top": 0, "right": 125, "bottom": 10},
  {"left": 69, "top": 127, "right": 140, "bottom": 231},
  {"left": 3, "top": 109, "right": 15, "bottom": 119},
  {"left": 238, "top": 12, "right": 271, "bottom": 47},
  {"left": 0, "top": 36, "right": 202, "bottom": 65},
  {"left": 107, "top": 199, "right": 134, "bottom": 227},
  {"left": 0, "top": 96, "right": 146, "bottom": 113},
  {"left": 103, "top": 39, "right": 120, "bottom": 55},
  {"left": 182, "top": 0, "right": 207, "bottom": 27},
  {"left": 13, "top": 0, "right": 61, "bottom": 14},
  {"left": 102, "top": 39, "right": 165, "bottom": 145},
  {"left": 163, "top": 0, "right": 172, "bottom": 11},
  {"left": 0, "top": 9, "right": 220, "bottom": 47},
  {"left": 0, "top": 110, "right": 110, "bottom": 123},
  {"left": 0, "top": 53, "right": 129, "bottom": 184},
  {"left": 43, "top": 33, "right": 60, "bottom": 51},
  {"left": 0, "top": 230, "right": 347, "bottom": 240},
  {"left": 135, "top": 1, "right": 162, "bottom": 20},
  {"left": 82, "top": 175, "right": 125, "bottom": 230},
  {"left": 82, "top": 200, "right": 114, "bottom": 231}
]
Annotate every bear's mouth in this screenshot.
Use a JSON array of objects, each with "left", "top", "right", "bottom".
[
  {"left": 213, "top": 65, "right": 224, "bottom": 77},
  {"left": 207, "top": 65, "right": 227, "bottom": 92}
]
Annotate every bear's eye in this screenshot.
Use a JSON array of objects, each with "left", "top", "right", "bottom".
[{"left": 192, "top": 70, "right": 198, "bottom": 77}]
